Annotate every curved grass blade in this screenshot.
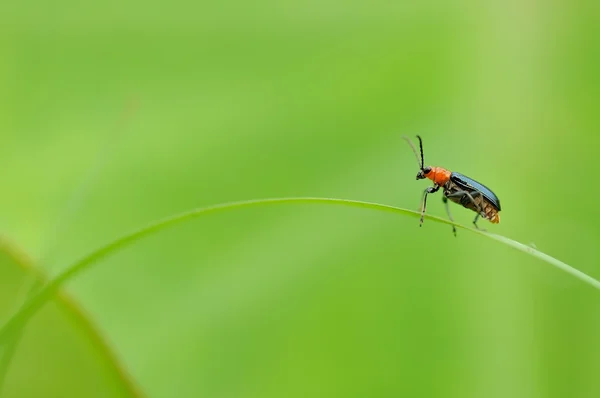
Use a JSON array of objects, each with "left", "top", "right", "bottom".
[
  {"left": 1, "top": 197, "right": 598, "bottom": 345},
  {"left": 0, "top": 235, "right": 144, "bottom": 397}
]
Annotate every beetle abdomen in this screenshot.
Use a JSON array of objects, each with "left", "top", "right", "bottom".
[
  {"left": 483, "top": 201, "right": 500, "bottom": 224},
  {"left": 450, "top": 172, "right": 501, "bottom": 211},
  {"left": 444, "top": 182, "right": 501, "bottom": 224}
]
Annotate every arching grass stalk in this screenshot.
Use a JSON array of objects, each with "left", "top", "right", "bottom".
[{"left": 1, "top": 197, "right": 598, "bottom": 344}]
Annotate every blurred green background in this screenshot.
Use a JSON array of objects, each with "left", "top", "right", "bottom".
[{"left": 1, "top": 1, "right": 600, "bottom": 397}]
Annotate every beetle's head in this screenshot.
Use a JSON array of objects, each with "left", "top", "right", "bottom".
[{"left": 416, "top": 166, "right": 431, "bottom": 180}]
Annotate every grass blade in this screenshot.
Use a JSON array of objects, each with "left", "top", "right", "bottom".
[{"left": 0, "top": 197, "right": 597, "bottom": 345}]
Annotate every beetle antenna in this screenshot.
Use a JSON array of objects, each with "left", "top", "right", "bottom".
[
  {"left": 416, "top": 135, "right": 425, "bottom": 168},
  {"left": 402, "top": 135, "right": 423, "bottom": 169}
]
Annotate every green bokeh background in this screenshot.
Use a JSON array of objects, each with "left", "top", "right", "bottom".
[{"left": 1, "top": 1, "right": 600, "bottom": 397}]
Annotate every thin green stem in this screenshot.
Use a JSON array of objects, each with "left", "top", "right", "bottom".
[{"left": 0, "top": 197, "right": 598, "bottom": 345}]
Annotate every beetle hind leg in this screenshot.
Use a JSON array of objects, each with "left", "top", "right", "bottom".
[
  {"left": 472, "top": 213, "right": 487, "bottom": 232},
  {"left": 446, "top": 190, "right": 488, "bottom": 232}
]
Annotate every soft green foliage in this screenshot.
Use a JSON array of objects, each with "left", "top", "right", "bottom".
[{"left": 1, "top": 1, "right": 600, "bottom": 397}]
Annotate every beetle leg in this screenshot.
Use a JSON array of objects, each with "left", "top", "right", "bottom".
[
  {"left": 467, "top": 192, "right": 488, "bottom": 231},
  {"left": 420, "top": 185, "right": 440, "bottom": 227},
  {"left": 472, "top": 213, "right": 483, "bottom": 230},
  {"left": 446, "top": 190, "right": 483, "bottom": 212},
  {"left": 447, "top": 190, "right": 487, "bottom": 231},
  {"left": 442, "top": 196, "right": 457, "bottom": 237}
]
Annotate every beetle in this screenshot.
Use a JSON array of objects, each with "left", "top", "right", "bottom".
[{"left": 403, "top": 135, "right": 501, "bottom": 236}]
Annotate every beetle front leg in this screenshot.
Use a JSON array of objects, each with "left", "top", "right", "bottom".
[
  {"left": 420, "top": 185, "right": 440, "bottom": 227},
  {"left": 442, "top": 196, "right": 457, "bottom": 237}
]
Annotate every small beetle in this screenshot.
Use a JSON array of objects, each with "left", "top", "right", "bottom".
[{"left": 403, "top": 135, "right": 501, "bottom": 236}]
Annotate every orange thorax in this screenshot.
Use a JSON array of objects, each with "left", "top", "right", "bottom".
[{"left": 425, "top": 167, "right": 451, "bottom": 186}]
